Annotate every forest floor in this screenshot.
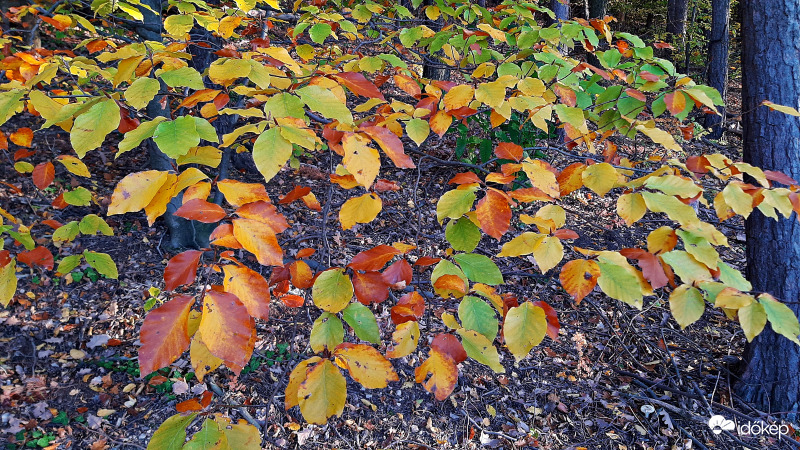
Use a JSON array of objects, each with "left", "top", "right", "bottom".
[{"left": 2, "top": 74, "right": 799, "bottom": 450}]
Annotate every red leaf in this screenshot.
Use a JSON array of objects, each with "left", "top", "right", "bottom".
[
  {"left": 174, "top": 199, "right": 227, "bottom": 223},
  {"left": 164, "top": 250, "right": 203, "bottom": 291},
  {"left": 764, "top": 170, "right": 798, "bottom": 186},
  {"left": 280, "top": 294, "right": 305, "bottom": 307},
  {"left": 138, "top": 295, "right": 194, "bottom": 376},
  {"left": 431, "top": 333, "right": 467, "bottom": 364},
  {"left": 374, "top": 179, "right": 401, "bottom": 192},
  {"left": 619, "top": 248, "right": 668, "bottom": 289},
  {"left": 383, "top": 259, "right": 412, "bottom": 288},
  {"left": 333, "top": 72, "right": 386, "bottom": 100},
  {"left": 495, "top": 142, "right": 523, "bottom": 162},
  {"left": 352, "top": 271, "right": 391, "bottom": 305},
  {"left": 552, "top": 229, "right": 579, "bottom": 240},
  {"left": 625, "top": 88, "right": 646, "bottom": 102},
  {"left": 32, "top": 162, "right": 54, "bottom": 190},
  {"left": 348, "top": 245, "right": 401, "bottom": 272},
  {"left": 414, "top": 256, "right": 441, "bottom": 267},
  {"left": 531, "top": 300, "right": 560, "bottom": 340},
  {"left": 17, "top": 246, "right": 54, "bottom": 270},
  {"left": 390, "top": 291, "right": 426, "bottom": 324}
]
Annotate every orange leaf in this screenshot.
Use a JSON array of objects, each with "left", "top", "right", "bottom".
[
  {"left": 223, "top": 264, "right": 270, "bottom": 320},
  {"left": 289, "top": 260, "right": 314, "bottom": 289},
  {"left": 217, "top": 180, "right": 270, "bottom": 207},
  {"left": 352, "top": 271, "right": 391, "bottom": 305},
  {"left": 448, "top": 172, "right": 482, "bottom": 185},
  {"left": 138, "top": 295, "right": 194, "bottom": 376},
  {"left": 394, "top": 74, "right": 421, "bottom": 98},
  {"left": 414, "top": 256, "right": 441, "bottom": 267},
  {"left": 301, "top": 192, "right": 322, "bottom": 211},
  {"left": 17, "top": 246, "right": 54, "bottom": 270},
  {"left": 281, "top": 294, "right": 305, "bottom": 307},
  {"left": 552, "top": 229, "right": 579, "bottom": 240},
  {"left": 348, "top": 245, "right": 401, "bottom": 272},
  {"left": 333, "top": 72, "right": 386, "bottom": 100},
  {"left": 665, "top": 91, "right": 687, "bottom": 116},
  {"left": 374, "top": 179, "right": 401, "bottom": 192},
  {"left": 164, "top": 250, "right": 203, "bottom": 291},
  {"left": 429, "top": 111, "right": 453, "bottom": 138},
  {"left": 360, "top": 125, "right": 415, "bottom": 169},
  {"left": 531, "top": 300, "right": 560, "bottom": 340},
  {"left": 9, "top": 128, "right": 32, "bottom": 147},
  {"left": 279, "top": 186, "right": 312, "bottom": 204},
  {"left": 557, "top": 162, "right": 586, "bottom": 196},
  {"left": 495, "top": 142, "right": 523, "bottom": 162},
  {"left": 177, "top": 89, "right": 222, "bottom": 109},
  {"left": 296, "top": 248, "right": 316, "bottom": 259},
  {"left": 174, "top": 199, "right": 227, "bottom": 223},
  {"left": 619, "top": 249, "right": 669, "bottom": 290},
  {"left": 198, "top": 290, "right": 255, "bottom": 375},
  {"left": 32, "top": 162, "right": 54, "bottom": 190},
  {"left": 558, "top": 259, "right": 600, "bottom": 304},
  {"left": 232, "top": 218, "right": 283, "bottom": 266},
  {"left": 235, "top": 201, "right": 289, "bottom": 233},
  {"left": 415, "top": 348, "right": 458, "bottom": 400},
  {"left": 390, "top": 291, "right": 425, "bottom": 324},
  {"left": 209, "top": 223, "right": 242, "bottom": 249},
  {"left": 477, "top": 188, "right": 511, "bottom": 239}
]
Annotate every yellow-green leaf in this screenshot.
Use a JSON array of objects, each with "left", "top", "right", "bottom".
[
  {"left": 503, "top": 302, "right": 547, "bottom": 361},
  {"left": 312, "top": 268, "right": 353, "bottom": 313},
  {"left": 297, "top": 359, "right": 347, "bottom": 424},
  {"left": 582, "top": 163, "right": 618, "bottom": 196},
  {"left": 669, "top": 284, "right": 705, "bottom": 329},
  {"left": 252, "top": 126, "right": 292, "bottom": 182},
  {"left": 71, "top": 99, "right": 120, "bottom": 158}
]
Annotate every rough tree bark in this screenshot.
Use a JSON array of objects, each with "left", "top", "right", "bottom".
[
  {"left": 588, "top": 0, "right": 606, "bottom": 18},
  {"left": 737, "top": 0, "right": 800, "bottom": 419},
  {"left": 550, "top": 0, "right": 570, "bottom": 22},
  {"left": 704, "top": 0, "right": 730, "bottom": 139},
  {"left": 666, "top": 0, "right": 690, "bottom": 48}
]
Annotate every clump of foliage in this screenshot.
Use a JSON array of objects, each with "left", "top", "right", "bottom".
[{"left": 1, "top": 0, "right": 799, "bottom": 447}]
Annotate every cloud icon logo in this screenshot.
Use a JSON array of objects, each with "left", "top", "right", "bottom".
[{"left": 708, "top": 415, "right": 736, "bottom": 434}]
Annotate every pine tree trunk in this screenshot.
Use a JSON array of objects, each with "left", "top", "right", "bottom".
[
  {"left": 704, "top": 0, "right": 730, "bottom": 139},
  {"left": 737, "top": 0, "right": 800, "bottom": 419}
]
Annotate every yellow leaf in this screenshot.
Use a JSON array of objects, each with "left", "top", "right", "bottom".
[
  {"left": 475, "top": 81, "right": 506, "bottom": 109},
  {"left": 582, "top": 163, "right": 618, "bottom": 196},
  {"left": 721, "top": 183, "right": 754, "bottom": 218},
  {"left": 334, "top": 343, "right": 399, "bottom": 389},
  {"left": 386, "top": 321, "right": 420, "bottom": 359},
  {"left": 739, "top": 302, "right": 767, "bottom": 342},
  {"left": 0, "top": 259, "right": 17, "bottom": 307},
  {"left": 443, "top": 85, "right": 474, "bottom": 111},
  {"left": 762, "top": 100, "right": 800, "bottom": 116},
  {"left": 285, "top": 357, "right": 321, "bottom": 410},
  {"left": 297, "top": 359, "right": 347, "bottom": 424},
  {"left": 340, "top": 193, "right": 382, "bottom": 230},
  {"left": 57, "top": 155, "right": 91, "bottom": 177},
  {"left": 503, "top": 302, "right": 547, "bottom": 361},
  {"left": 497, "top": 232, "right": 544, "bottom": 257},
  {"left": 617, "top": 192, "right": 646, "bottom": 225},
  {"left": 669, "top": 284, "right": 705, "bottom": 329},
  {"left": 522, "top": 159, "right": 559, "bottom": 198},
  {"left": 635, "top": 124, "right": 681, "bottom": 152},
  {"left": 108, "top": 170, "right": 170, "bottom": 216},
  {"left": 343, "top": 133, "right": 380, "bottom": 188}
]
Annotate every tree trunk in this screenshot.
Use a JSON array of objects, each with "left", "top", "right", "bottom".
[
  {"left": 666, "top": 0, "right": 690, "bottom": 47},
  {"left": 551, "top": 0, "right": 570, "bottom": 22},
  {"left": 704, "top": 0, "right": 730, "bottom": 139},
  {"left": 588, "top": 0, "right": 606, "bottom": 18},
  {"left": 737, "top": 0, "right": 800, "bottom": 419},
  {"left": 421, "top": 0, "right": 450, "bottom": 80}
]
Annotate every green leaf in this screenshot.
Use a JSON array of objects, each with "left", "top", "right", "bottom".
[
  {"left": 118, "top": 117, "right": 167, "bottom": 156},
  {"left": 125, "top": 77, "right": 160, "bottom": 110},
  {"left": 252, "top": 127, "right": 292, "bottom": 183},
  {"left": 430, "top": 259, "right": 468, "bottom": 287},
  {"left": 310, "top": 312, "right": 345, "bottom": 353},
  {"left": 296, "top": 85, "right": 353, "bottom": 125},
  {"left": 457, "top": 328, "right": 504, "bottom": 373},
  {"left": 503, "top": 302, "right": 547, "bottom": 361},
  {"left": 146, "top": 413, "right": 197, "bottom": 450},
  {"left": 342, "top": 302, "right": 381, "bottom": 344},
  {"left": 164, "top": 14, "right": 194, "bottom": 37},
  {"left": 71, "top": 99, "right": 120, "bottom": 158},
  {"left": 263, "top": 93, "right": 306, "bottom": 120},
  {"left": 193, "top": 117, "right": 219, "bottom": 143},
  {"left": 154, "top": 117, "right": 200, "bottom": 159},
  {"left": 57, "top": 254, "right": 82, "bottom": 275},
  {"left": 184, "top": 418, "right": 225, "bottom": 450},
  {"left": 79, "top": 214, "right": 113, "bottom": 236},
  {"left": 458, "top": 296, "right": 498, "bottom": 341},
  {"left": 309, "top": 23, "right": 332, "bottom": 44},
  {"left": 0, "top": 89, "right": 25, "bottom": 126},
  {"left": 596, "top": 253, "right": 645, "bottom": 308},
  {"left": 405, "top": 118, "right": 429, "bottom": 146},
  {"left": 83, "top": 251, "right": 118, "bottom": 279},
  {"left": 446, "top": 217, "right": 481, "bottom": 252},
  {"left": 436, "top": 188, "right": 476, "bottom": 223},
  {"left": 759, "top": 294, "right": 800, "bottom": 345},
  {"left": 669, "top": 285, "right": 705, "bottom": 329},
  {"left": 554, "top": 104, "right": 588, "bottom": 133},
  {"left": 717, "top": 261, "right": 752, "bottom": 292},
  {"left": 63, "top": 187, "right": 92, "bottom": 206},
  {"left": 53, "top": 221, "right": 80, "bottom": 243},
  {"left": 159, "top": 67, "right": 205, "bottom": 90},
  {"left": 453, "top": 253, "right": 503, "bottom": 285},
  {"left": 312, "top": 268, "right": 353, "bottom": 313}
]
